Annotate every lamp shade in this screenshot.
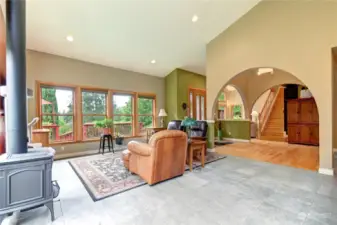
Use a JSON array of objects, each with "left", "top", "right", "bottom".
[{"left": 158, "top": 109, "right": 167, "bottom": 117}]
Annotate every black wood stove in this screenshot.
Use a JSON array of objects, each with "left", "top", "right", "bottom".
[{"left": 0, "top": 0, "right": 57, "bottom": 222}]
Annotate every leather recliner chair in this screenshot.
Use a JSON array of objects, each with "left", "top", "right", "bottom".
[
  {"left": 123, "top": 130, "right": 188, "bottom": 185},
  {"left": 167, "top": 120, "right": 184, "bottom": 131}
]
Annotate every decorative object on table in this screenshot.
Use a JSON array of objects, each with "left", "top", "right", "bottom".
[
  {"left": 99, "top": 134, "right": 114, "bottom": 154},
  {"left": 94, "top": 118, "right": 113, "bottom": 135},
  {"left": 181, "top": 102, "right": 189, "bottom": 117},
  {"left": 216, "top": 120, "right": 223, "bottom": 141},
  {"left": 300, "top": 87, "right": 312, "bottom": 98},
  {"left": 69, "top": 150, "right": 226, "bottom": 201},
  {"left": 145, "top": 127, "right": 166, "bottom": 142},
  {"left": 114, "top": 127, "right": 124, "bottom": 145},
  {"left": 181, "top": 116, "right": 197, "bottom": 139},
  {"left": 158, "top": 109, "right": 167, "bottom": 128}
]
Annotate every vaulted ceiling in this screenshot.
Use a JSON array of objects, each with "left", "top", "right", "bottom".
[{"left": 2, "top": 0, "right": 261, "bottom": 77}]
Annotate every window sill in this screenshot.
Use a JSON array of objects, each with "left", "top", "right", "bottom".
[{"left": 47, "top": 135, "right": 146, "bottom": 146}]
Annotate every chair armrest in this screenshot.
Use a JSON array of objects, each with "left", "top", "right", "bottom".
[{"left": 127, "top": 141, "right": 153, "bottom": 156}]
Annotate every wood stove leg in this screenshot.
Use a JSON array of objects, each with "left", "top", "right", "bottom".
[{"left": 45, "top": 201, "right": 55, "bottom": 221}]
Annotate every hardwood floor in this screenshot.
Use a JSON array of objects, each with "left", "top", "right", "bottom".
[{"left": 216, "top": 139, "right": 319, "bottom": 171}]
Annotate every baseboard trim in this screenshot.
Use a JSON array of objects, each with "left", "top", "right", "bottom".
[
  {"left": 223, "top": 138, "right": 250, "bottom": 143},
  {"left": 318, "top": 168, "right": 334, "bottom": 176},
  {"left": 207, "top": 148, "right": 216, "bottom": 152}
]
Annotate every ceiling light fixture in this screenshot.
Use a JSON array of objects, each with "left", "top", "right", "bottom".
[
  {"left": 150, "top": 59, "right": 156, "bottom": 64},
  {"left": 192, "top": 15, "right": 198, "bottom": 23},
  {"left": 257, "top": 68, "right": 274, "bottom": 76},
  {"left": 66, "top": 35, "right": 74, "bottom": 42}
]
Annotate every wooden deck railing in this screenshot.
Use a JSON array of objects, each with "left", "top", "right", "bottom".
[{"left": 43, "top": 121, "right": 146, "bottom": 141}]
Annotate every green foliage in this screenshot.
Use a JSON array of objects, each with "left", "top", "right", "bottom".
[
  {"left": 233, "top": 105, "right": 242, "bottom": 119},
  {"left": 218, "top": 92, "right": 225, "bottom": 101},
  {"left": 59, "top": 123, "right": 72, "bottom": 135},
  {"left": 94, "top": 118, "right": 113, "bottom": 128},
  {"left": 138, "top": 98, "right": 153, "bottom": 128},
  {"left": 82, "top": 92, "right": 106, "bottom": 123},
  {"left": 182, "top": 117, "right": 197, "bottom": 127},
  {"left": 41, "top": 87, "right": 58, "bottom": 124}
]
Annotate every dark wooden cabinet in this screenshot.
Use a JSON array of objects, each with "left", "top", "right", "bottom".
[
  {"left": 287, "top": 125, "right": 300, "bottom": 143},
  {"left": 287, "top": 101, "right": 299, "bottom": 123},
  {"left": 287, "top": 98, "right": 319, "bottom": 145}
]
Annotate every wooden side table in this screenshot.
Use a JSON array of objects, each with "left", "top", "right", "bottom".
[
  {"left": 32, "top": 129, "right": 50, "bottom": 147},
  {"left": 187, "top": 140, "right": 206, "bottom": 171},
  {"left": 146, "top": 127, "right": 166, "bottom": 142}
]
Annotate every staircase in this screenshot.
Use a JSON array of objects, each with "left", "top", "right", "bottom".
[{"left": 259, "top": 87, "right": 285, "bottom": 142}]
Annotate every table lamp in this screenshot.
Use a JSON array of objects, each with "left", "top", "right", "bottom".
[{"left": 158, "top": 109, "right": 167, "bottom": 128}]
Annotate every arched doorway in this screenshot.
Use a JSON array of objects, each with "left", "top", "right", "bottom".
[
  {"left": 212, "top": 68, "right": 320, "bottom": 171},
  {"left": 216, "top": 85, "right": 246, "bottom": 120}
]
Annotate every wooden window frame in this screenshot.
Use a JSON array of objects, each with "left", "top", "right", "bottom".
[
  {"left": 81, "top": 88, "right": 108, "bottom": 141},
  {"left": 36, "top": 81, "right": 157, "bottom": 145},
  {"left": 137, "top": 93, "right": 157, "bottom": 135},
  {"left": 111, "top": 91, "right": 135, "bottom": 137},
  {"left": 36, "top": 82, "right": 76, "bottom": 144},
  {"left": 188, "top": 87, "right": 206, "bottom": 120}
]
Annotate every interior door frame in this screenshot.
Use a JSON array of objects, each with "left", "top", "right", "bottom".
[{"left": 188, "top": 87, "right": 206, "bottom": 120}]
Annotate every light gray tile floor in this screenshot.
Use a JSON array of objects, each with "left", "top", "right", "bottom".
[{"left": 9, "top": 155, "right": 337, "bottom": 225}]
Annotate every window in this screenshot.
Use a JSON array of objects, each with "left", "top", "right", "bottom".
[
  {"left": 137, "top": 95, "right": 155, "bottom": 135},
  {"left": 40, "top": 86, "right": 74, "bottom": 142},
  {"left": 82, "top": 90, "right": 107, "bottom": 140},
  {"left": 188, "top": 88, "right": 206, "bottom": 120},
  {"left": 113, "top": 94, "right": 133, "bottom": 137},
  {"left": 233, "top": 105, "right": 242, "bottom": 119},
  {"left": 36, "top": 81, "right": 157, "bottom": 143}
]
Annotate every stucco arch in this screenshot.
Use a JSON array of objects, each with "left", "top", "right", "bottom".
[
  {"left": 211, "top": 67, "right": 307, "bottom": 120},
  {"left": 206, "top": 0, "right": 337, "bottom": 172},
  {"left": 213, "top": 83, "right": 249, "bottom": 120}
]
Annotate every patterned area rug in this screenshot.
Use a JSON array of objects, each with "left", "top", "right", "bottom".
[{"left": 69, "top": 151, "right": 226, "bottom": 201}]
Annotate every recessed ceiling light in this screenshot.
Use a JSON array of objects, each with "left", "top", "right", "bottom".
[
  {"left": 150, "top": 59, "right": 156, "bottom": 64},
  {"left": 192, "top": 15, "right": 198, "bottom": 23},
  {"left": 66, "top": 35, "right": 74, "bottom": 42}
]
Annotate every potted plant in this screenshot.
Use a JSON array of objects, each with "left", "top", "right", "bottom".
[
  {"left": 181, "top": 116, "right": 197, "bottom": 140},
  {"left": 94, "top": 119, "right": 113, "bottom": 135},
  {"left": 216, "top": 120, "right": 223, "bottom": 141},
  {"left": 115, "top": 127, "right": 124, "bottom": 145}
]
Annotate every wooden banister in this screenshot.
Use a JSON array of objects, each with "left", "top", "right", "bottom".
[{"left": 258, "top": 87, "right": 281, "bottom": 137}]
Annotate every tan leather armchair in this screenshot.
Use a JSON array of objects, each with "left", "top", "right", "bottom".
[{"left": 126, "top": 130, "right": 188, "bottom": 185}]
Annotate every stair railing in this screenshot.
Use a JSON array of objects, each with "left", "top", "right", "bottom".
[{"left": 258, "top": 87, "right": 280, "bottom": 137}]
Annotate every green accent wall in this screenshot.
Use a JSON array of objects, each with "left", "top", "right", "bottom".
[
  {"left": 165, "top": 68, "right": 206, "bottom": 124},
  {"left": 165, "top": 70, "right": 178, "bottom": 124},
  {"left": 215, "top": 120, "right": 251, "bottom": 140},
  {"left": 207, "top": 121, "right": 215, "bottom": 148},
  {"left": 177, "top": 69, "right": 206, "bottom": 119}
]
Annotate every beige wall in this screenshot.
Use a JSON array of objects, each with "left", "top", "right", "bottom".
[
  {"left": 222, "top": 69, "right": 303, "bottom": 119},
  {"left": 207, "top": 0, "right": 337, "bottom": 170},
  {"left": 27, "top": 50, "right": 165, "bottom": 152},
  {"left": 333, "top": 49, "right": 337, "bottom": 149}
]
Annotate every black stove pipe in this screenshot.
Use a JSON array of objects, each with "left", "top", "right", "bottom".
[{"left": 6, "top": 0, "right": 27, "bottom": 154}]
